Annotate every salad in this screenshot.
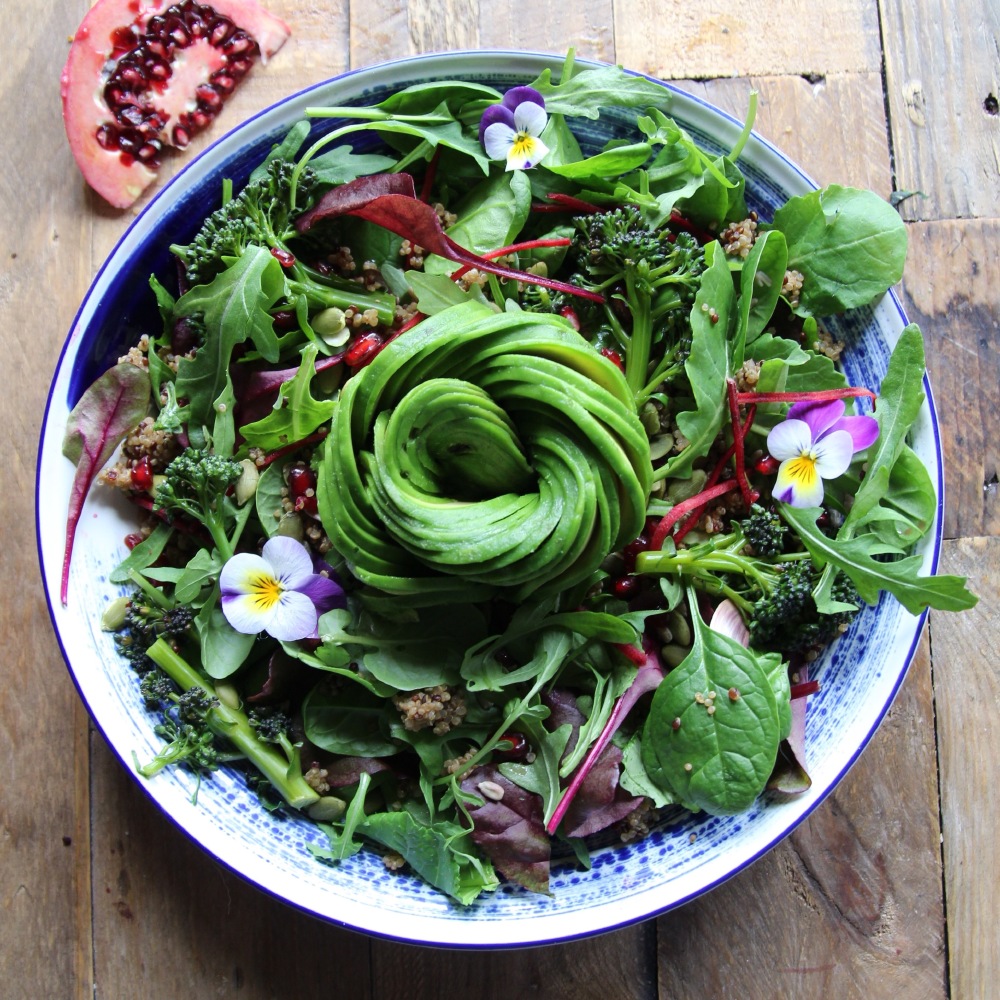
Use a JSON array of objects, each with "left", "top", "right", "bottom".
[{"left": 61, "top": 53, "right": 976, "bottom": 904}]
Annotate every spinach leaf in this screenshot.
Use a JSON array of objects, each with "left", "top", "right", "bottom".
[
  {"left": 303, "top": 682, "right": 398, "bottom": 757},
  {"left": 439, "top": 169, "right": 532, "bottom": 262},
  {"left": 545, "top": 142, "right": 653, "bottom": 181},
  {"left": 196, "top": 600, "right": 256, "bottom": 680},
  {"left": 771, "top": 185, "right": 908, "bottom": 317},
  {"left": 407, "top": 271, "right": 489, "bottom": 315},
  {"left": 307, "top": 145, "right": 397, "bottom": 187},
  {"left": 110, "top": 522, "right": 173, "bottom": 583},
  {"left": 641, "top": 589, "right": 782, "bottom": 814}
]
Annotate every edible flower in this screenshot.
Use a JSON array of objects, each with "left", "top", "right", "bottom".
[
  {"left": 220, "top": 536, "right": 344, "bottom": 641},
  {"left": 479, "top": 86, "right": 550, "bottom": 171},
  {"left": 766, "top": 399, "right": 879, "bottom": 508}
]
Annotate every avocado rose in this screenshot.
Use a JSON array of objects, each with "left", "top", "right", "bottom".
[{"left": 318, "top": 302, "right": 653, "bottom": 606}]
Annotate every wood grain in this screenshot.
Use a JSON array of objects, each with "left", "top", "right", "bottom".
[
  {"left": 896, "top": 220, "right": 1000, "bottom": 539},
  {"left": 89, "top": 736, "right": 375, "bottom": 999},
  {"left": 676, "top": 73, "right": 892, "bottom": 195},
  {"left": 880, "top": 0, "right": 1000, "bottom": 222},
  {"left": 931, "top": 537, "right": 1000, "bottom": 1000},
  {"left": 2, "top": 0, "right": 996, "bottom": 995},
  {"left": 656, "top": 638, "right": 946, "bottom": 999},
  {"left": 1, "top": 0, "right": 96, "bottom": 995},
  {"left": 613, "top": 0, "right": 883, "bottom": 79},
  {"left": 349, "top": 0, "right": 617, "bottom": 64}
]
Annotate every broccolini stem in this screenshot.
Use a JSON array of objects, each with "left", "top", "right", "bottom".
[
  {"left": 144, "top": 639, "right": 320, "bottom": 811},
  {"left": 623, "top": 268, "right": 653, "bottom": 398}
]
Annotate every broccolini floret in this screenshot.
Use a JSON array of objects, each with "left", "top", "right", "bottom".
[
  {"left": 154, "top": 447, "right": 243, "bottom": 560},
  {"left": 571, "top": 207, "right": 706, "bottom": 399},
  {"left": 115, "top": 600, "right": 195, "bottom": 676},
  {"left": 141, "top": 638, "right": 326, "bottom": 813},
  {"left": 740, "top": 504, "right": 789, "bottom": 558},
  {"left": 748, "top": 561, "right": 861, "bottom": 654},
  {"left": 636, "top": 526, "right": 860, "bottom": 656},
  {"left": 170, "top": 160, "right": 396, "bottom": 325}
]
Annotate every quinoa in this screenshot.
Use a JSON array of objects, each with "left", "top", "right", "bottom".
[
  {"left": 393, "top": 685, "right": 468, "bottom": 735},
  {"left": 720, "top": 214, "right": 759, "bottom": 259},
  {"left": 781, "top": 268, "right": 805, "bottom": 309}
]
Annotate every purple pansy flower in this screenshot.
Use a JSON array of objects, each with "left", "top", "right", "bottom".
[
  {"left": 479, "top": 86, "right": 550, "bottom": 171},
  {"left": 766, "top": 398, "right": 879, "bottom": 508},
  {"left": 220, "top": 536, "right": 344, "bottom": 642}
]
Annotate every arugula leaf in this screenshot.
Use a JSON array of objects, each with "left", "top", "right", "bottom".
[
  {"left": 779, "top": 504, "right": 977, "bottom": 613},
  {"left": 659, "top": 242, "right": 734, "bottom": 479},
  {"left": 239, "top": 344, "right": 336, "bottom": 452},
  {"left": 771, "top": 185, "right": 908, "bottom": 317},
  {"left": 360, "top": 809, "right": 498, "bottom": 904},
  {"left": 840, "top": 323, "right": 926, "bottom": 539},
  {"left": 174, "top": 247, "right": 285, "bottom": 439},
  {"left": 529, "top": 64, "right": 672, "bottom": 119}
]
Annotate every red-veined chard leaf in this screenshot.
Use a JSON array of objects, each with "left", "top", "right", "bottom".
[
  {"left": 294, "top": 174, "right": 604, "bottom": 303},
  {"left": 61, "top": 362, "right": 151, "bottom": 604}
]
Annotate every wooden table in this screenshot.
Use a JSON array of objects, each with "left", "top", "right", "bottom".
[{"left": 4, "top": 0, "right": 997, "bottom": 996}]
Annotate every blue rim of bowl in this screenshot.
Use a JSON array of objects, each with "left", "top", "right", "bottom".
[{"left": 37, "top": 49, "right": 943, "bottom": 948}]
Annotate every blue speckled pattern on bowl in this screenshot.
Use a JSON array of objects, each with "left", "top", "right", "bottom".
[{"left": 36, "top": 50, "right": 941, "bottom": 949}]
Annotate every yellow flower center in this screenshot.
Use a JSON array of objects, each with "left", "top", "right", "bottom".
[
  {"left": 784, "top": 453, "right": 819, "bottom": 487},
  {"left": 510, "top": 131, "right": 535, "bottom": 157},
  {"left": 248, "top": 572, "right": 284, "bottom": 612}
]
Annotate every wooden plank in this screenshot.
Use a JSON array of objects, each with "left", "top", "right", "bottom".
[
  {"left": 88, "top": 738, "right": 374, "bottom": 999},
  {"left": 349, "top": 0, "right": 616, "bottom": 66},
  {"left": 676, "top": 73, "right": 892, "bottom": 195},
  {"left": 614, "top": 0, "right": 882, "bottom": 80},
  {"left": 896, "top": 220, "right": 1000, "bottom": 540},
  {"left": 931, "top": 537, "right": 999, "bottom": 999},
  {"left": 880, "top": 0, "right": 1000, "bottom": 222},
  {"left": 0, "top": 0, "right": 96, "bottom": 995},
  {"left": 371, "top": 924, "right": 657, "bottom": 998},
  {"left": 656, "top": 636, "right": 947, "bottom": 999}
]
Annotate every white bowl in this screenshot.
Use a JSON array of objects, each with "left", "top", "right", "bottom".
[{"left": 37, "top": 50, "right": 941, "bottom": 948}]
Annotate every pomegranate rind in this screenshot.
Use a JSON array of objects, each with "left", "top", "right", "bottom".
[{"left": 61, "top": 0, "right": 291, "bottom": 209}]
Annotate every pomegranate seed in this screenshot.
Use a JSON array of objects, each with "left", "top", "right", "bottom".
[
  {"left": 344, "top": 332, "right": 384, "bottom": 369},
  {"left": 131, "top": 456, "right": 154, "bottom": 491},
  {"left": 211, "top": 20, "right": 234, "bottom": 45},
  {"left": 287, "top": 466, "right": 318, "bottom": 515},
  {"left": 270, "top": 247, "right": 296, "bottom": 268},
  {"left": 559, "top": 306, "right": 580, "bottom": 330},
  {"left": 172, "top": 126, "right": 190, "bottom": 148},
  {"left": 754, "top": 455, "right": 780, "bottom": 475},
  {"left": 124, "top": 532, "right": 146, "bottom": 550},
  {"left": 600, "top": 347, "right": 624, "bottom": 371},
  {"left": 494, "top": 732, "right": 530, "bottom": 761},
  {"left": 212, "top": 73, "right": 235, "bottom": 94},
  {"left": 613, "top": 576, "right": 640, "bottom": 599},
  {"left": 272, "top": 310, "right": 297, "bottom": 330}
]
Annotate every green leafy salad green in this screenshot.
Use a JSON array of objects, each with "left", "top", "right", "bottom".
[{"left": 63, "top": 52, "right": 976, "bottom": 903}]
